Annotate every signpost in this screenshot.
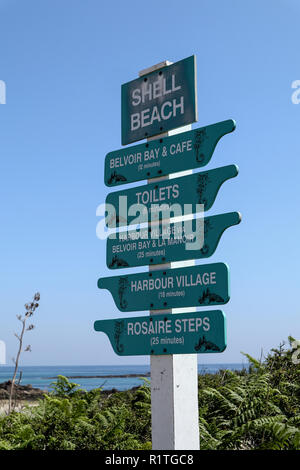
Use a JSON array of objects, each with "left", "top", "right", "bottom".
[
  {"left": 105, "top": 165, "right": 239, "bottom": 227},
  {"left": 105, "top": 119, "right": 235, "bottom": 186},
  {"left": 94, "top": 55, "right": 241, "bottom": 451},
  {"left": 98, "top": 262, "right": 230, "bottom": 312},
  {"left": 121, "top": 56, "right": 197, "bottom": 145},
  {"left": 94, "top": 310, "right": 226, "bottom": 356},
  {"left": 107, "top": 212, "right": 241, "bottom": 269}
]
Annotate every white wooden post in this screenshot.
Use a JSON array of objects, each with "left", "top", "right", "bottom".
[{"left": 139, "top": 62, "right": 200, "bottom": 451}]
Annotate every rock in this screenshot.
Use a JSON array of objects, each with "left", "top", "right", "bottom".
[
  {"left": 0, "top": 381, "right": 46, "bottom": 401},
  {"left": 0, "top": 389, "right": 9, "bottom": 399}
]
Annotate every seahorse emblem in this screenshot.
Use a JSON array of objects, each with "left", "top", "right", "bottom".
[
  {"left": 197, "top": 173, "right": 210, "bottom": 205},
  {"left": 118, "top": 277, "right": 128, "bottom": 310},
  {"left": 114, "top": 320, "right": 125, "bottom": 354},
  {"left": 194, "top": 129, "right": 208, "bottom": 163}
]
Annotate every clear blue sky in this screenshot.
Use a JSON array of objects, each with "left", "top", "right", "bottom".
[{"left": 0, "top": 0, "right": 299, "bottom": 366}]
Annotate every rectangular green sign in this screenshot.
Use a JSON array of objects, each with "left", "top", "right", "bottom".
[
  {"left": 105, "top": 119, "right": 235, "bottom": 186},
  {"left": 121, "top": 55, "right": 197, "bottom": 145},
  {"left": 98, "top": 263, "right": 229, "bottom": 312},
  {"left": 94, "top": 310, "right": 226, "bottom": 356},
  {"left": 107, "top": 212, "right": 241, "bottom": 269},
  {"left": 105, "top": 165, "right": 238, "bottom": 227}
]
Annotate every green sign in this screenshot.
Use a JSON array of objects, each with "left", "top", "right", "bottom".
[
  {"left": 105, "top": 119, "right": 235, "bottom": 186},
  {"left": 121, "top": 56, "right": 197, "bottom": 145},
  {"left": 107, "top": 212, "right": 241, "bottom": 269},
  {"left": 106, "top": 165, "right": 238, "bottom": 227},
  {"left": 98, "top": 263, "right": 229, "bottom": 312},
  {"left": 94, "top": 310, "right": 226, "bottom": 356}
]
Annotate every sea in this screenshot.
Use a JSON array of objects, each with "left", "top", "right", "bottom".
[{"left": 0, "top": 363, "right": 248, "bottom": 392}]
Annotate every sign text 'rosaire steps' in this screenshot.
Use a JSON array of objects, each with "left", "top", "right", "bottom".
[{"left": 94, "top": 310, "right": 226, "bottom": 356}]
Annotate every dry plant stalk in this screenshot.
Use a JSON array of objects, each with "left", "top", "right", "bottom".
[{"left": 8, "top": 292, "right": 40, "bottom": 414}]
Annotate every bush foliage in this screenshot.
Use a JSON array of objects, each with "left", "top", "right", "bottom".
[{"left": 0, "top": 338, "right": 299, "bottom": 450}]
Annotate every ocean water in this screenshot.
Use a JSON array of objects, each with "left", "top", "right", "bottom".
[{"left": 0, "top": 363, "right": 248, "bottom": 392}]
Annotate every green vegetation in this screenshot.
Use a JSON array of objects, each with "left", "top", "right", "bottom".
[
  {"left": 0, "top": 337, "right": 299, "bottom": 450},
  {"left": 0, "top": 377, "right": 152, "bottom": 450},
  {"left": 198, "top": 337, "right": 300, "bottom": 450}
]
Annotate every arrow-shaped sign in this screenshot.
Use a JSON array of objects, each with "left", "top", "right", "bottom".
[
  {"left": 98, "top": 262, "right": 229, "bottom": 312},
  {"left": 105, "top": 164, "right": 238, "bottom": 227},
  {"left": 94, "top": 310, "right": 226, "bottom": 356},
  {"left": 105, "top": 119, "right": 236, "bottom": 186},
  {"left": 107, "top": 211, "right": 241, "bottom": 269}
]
